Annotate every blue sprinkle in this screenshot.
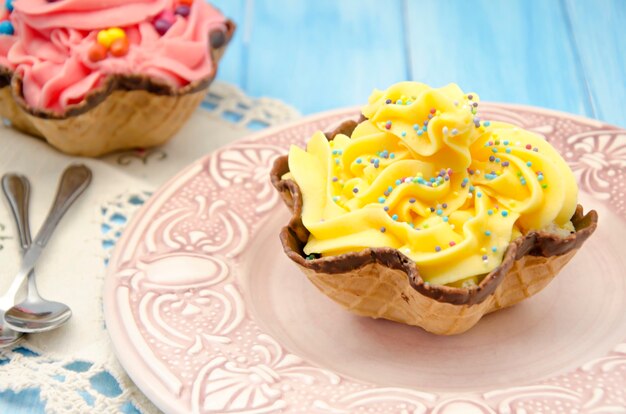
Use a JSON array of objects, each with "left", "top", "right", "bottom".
[
  {"left": 401, "top": 131, "right": 407, "bottom": 137},
  {"left": 492, "top": 148, "right": 498, "bottom": 153},
  {"left": 0, "top": 20, "right": 14, "bottom": 35},
  {"left": 413, "top": 124, "right": 419, "bottom": 130},
  {"left": 356, "top": 158, "right": 362, "bottom": 164},
  {"left": 443, "top": 217, "right": 449, "bottom": 222},
  {"left": 487, "top": 209, "right": 494, "bottom": 215},
  {"left": 521, "top": 179, "right": 527, "bottom": 185},
  {"left": 335, "top": 159, "right": 340, "bottom": 165},
  {"left": 422, "top": 126, "right": 427, "bottom": 132},
  {"left": 332, "top": 196, "right": 340, "bottom": 202},
  {"left": 505, "top": 148, "right": 512, "bottom": 154},
  {"left": 526, "top": 161, "right": 533, "bottom": 167},
  {"left": 436, "top": 209, "right": 443, "bottom": 216},
  {"left": 430, "top": 177, "right": 436, "bottom": 183},
  {"left": 477, "top": 192, "right": 482, "bottom": 198},
  {"left": 417, "top": 130, "right": 424, "bottom": 136},
  {"left": 390, "top": 153, "right": 395, "bottom": 159},
  {"left": 469, "top": 185, "right": 475, "bottom": 192},
  {"left": 392, "top": 214, "right": 398, "bottom": 221},
  {"left": 485, "top": 230, "right": 492, "bottom": 236},
  {"left": 406, "top": 101, "right": 412, "bottom": 105},
  {"left": 387, "top": 186, "right": 393, "bottom": 193},
  {"left": 538, "top": 175, "right": 544, "bottom": 181},
  {"left": 5, "top": 0, "right": 13, "bottom": 12},
  {"left": 378, "top": 197, "right": 386, "bottom": 203},
  {"left": 492, "top": 246, "right": 497, "bottom": 252},
  {"left": 503, "top": 140, "right": 509, "bottom": 145},
  {"left": 396, "top": 179, "right": 402, "bottom": 186},
  {"left": 502, "top": 211, "right": 509, "bottom": 217},
  {"left": 484, "top": 121, "right": 491, "bottom": 127},
  {"left": 495, "top": 158, "right": 500, "bottom": 163}
]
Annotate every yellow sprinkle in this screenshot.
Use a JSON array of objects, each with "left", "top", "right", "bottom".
[
  {"left": 497, "top": 171, "right": 502, "bottom": 176},
  {"left": 432, "top": 182, "right": 438, "bottom": 188},
  {"left": 97, "top": 30, "right": 114, "bottom": 48},
  {"left": 453, "top": 191, "right": 459, "bottom": 196},
  {"left": 481, "top": 248, "right": 487, "bottom": 253},
  {"left": 107, "top": 27, "right": 126, "bottom": 42},
  {"left": 417, "top": 172, "right": 423, "bottom": 178},
  {"left": 435, "top": 110, "right": 441, "bottom": 116}
]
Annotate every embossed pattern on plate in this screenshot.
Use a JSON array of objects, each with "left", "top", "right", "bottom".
[{"left": 104, "top": 104, "right": 626, "bottom": 414}]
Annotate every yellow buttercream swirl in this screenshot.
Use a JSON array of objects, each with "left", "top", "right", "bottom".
[{"left": 287, "top": 82, "right": 578, "bottom": 286}]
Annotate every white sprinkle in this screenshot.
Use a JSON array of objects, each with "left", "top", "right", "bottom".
[
  {"left": 451, "top": 128, "right": 459, "bottom": 136},
  {"left": 442, "top": 126, "right": 449, "bottom": 135}
]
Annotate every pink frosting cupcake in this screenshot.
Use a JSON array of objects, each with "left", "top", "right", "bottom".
[{"left": 0, "top": 0, "right": 234, "bottom": 156}]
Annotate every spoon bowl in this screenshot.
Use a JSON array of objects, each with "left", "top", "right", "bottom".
[
  {"left": 0, "top": 317, "right": 23, "bottom": 347},
  {"left": 4, "top": 299, "right": 72, "bottom": 333}
]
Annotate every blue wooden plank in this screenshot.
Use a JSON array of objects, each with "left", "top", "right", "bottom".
[
  {"left": 246, "top": 0, "right": 408, "bottom": 114},
  {"left": 406, "top": 0, "right": 592, "bottom": 118},
  {"left": 564, "top": 0, "right": 626, "bottom": 127},
  {"left": 210, "top": 0, "right": 247, "bottom": 87}
]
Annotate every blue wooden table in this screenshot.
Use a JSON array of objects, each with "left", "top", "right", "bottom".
[{"left": 213, "top": 0, "right": 626, "bottom": 128}]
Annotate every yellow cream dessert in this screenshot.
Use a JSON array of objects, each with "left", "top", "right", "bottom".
[{"left": 271, "top": 82, "right": 597, "bottom": 334}]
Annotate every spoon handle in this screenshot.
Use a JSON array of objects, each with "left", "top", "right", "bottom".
[
  {"left": 1, "top": 174, "right": 32, "bottom": 249},
  {"left": 32, "top": 164, "right": 92, "bottom": 249}
]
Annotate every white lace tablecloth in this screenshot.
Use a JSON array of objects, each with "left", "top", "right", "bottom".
[{"left": 0, "top": 83, "right": 299, "bottom": 414}]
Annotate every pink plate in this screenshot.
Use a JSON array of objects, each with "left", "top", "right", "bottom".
[{"left": 104, "top": 104, "right": 626, "bottom": 414}]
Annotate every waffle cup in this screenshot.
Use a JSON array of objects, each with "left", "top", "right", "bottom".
[
  {"left": 0, "top": 21, "right": 235, "bottom": 157},
  {"left": 270, "top": 119, "right": 598, "bottom": 335}
]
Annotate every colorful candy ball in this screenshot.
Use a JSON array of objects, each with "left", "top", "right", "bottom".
[{"left": 0, "top": 21, "right": 14, "bottom": 35}]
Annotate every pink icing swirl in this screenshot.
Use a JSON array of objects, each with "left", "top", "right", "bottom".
[{"left": 0, "top": 0, "right": 229, "bottom": 113}]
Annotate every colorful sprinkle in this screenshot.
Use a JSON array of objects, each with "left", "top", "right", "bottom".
[
  {"left": 526, "top": 161, "right": 533, "bottom": 167},
  {"left": 482, "top": 255, "right": 488, "bottom": 261},
  {"left": 443, "top": 217, "right": 449, "bottom": 222},
  {"left": 436, "top": 209, "right": 443, "bottom": 216},
  {"left": 385, "top": 121, "right": 392, "bottom": 130},
  {"left": 525, "top": 144, "right": 532, "bottom": 150},
  {"left": 332, "top": 177, "right": 338, "bottom": 182},
  {"left": 492, "top": 246, "right": 497, "bottom": 252},
  {"left": 435, "top": 246, "right": 442, "bottom": 252},
  {"left": 485, "top": 230, "right": 492, "bottom": 236},
  {"left": 384, "top": 206, "right": 390, "bottom": 211},
  {"left": 484, "top": 121, "right": 491, "bottom": 127},
  {"left": 356, "top": 158, "right": 362, "bottom": 164},
  {"left": 487, "top": 209, "right": 494, "bottom": 215},
  {"left": 501, "top": 210, "right": 509, "bottom": 217},
  {"left": 380, "top": 226, "right": 386, "bottom": 233},
  {"left": 392, "top": 214, "right": 399, "bottom": 221},
  {"left": 409, "top": 198, "right": 416, "bottom": 203},
  {"left": 352, "top": 188, "right": 359, "bottom": 193},
  {"left": 442, "top": 203, "right": 448, "bottom": 208},
  {"left": 378, "top": 196, "right": 386, "bottom": 203},
  {"left": 175, "top": 5, "right": 191, "bottom": 16},
  {"left": 449, "top": 241, "right": 456, "bottom": 247}
]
